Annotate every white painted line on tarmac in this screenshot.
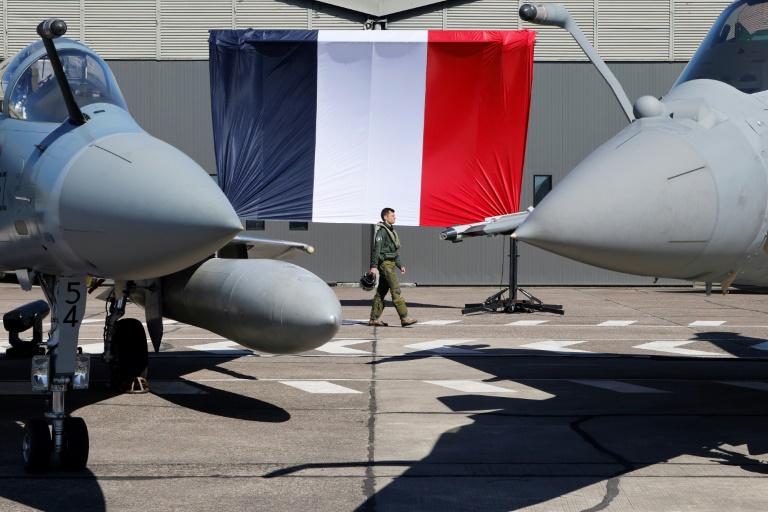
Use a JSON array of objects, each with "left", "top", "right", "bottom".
[
  {"left": 142, "top": 337, "right": 225, "bottom": 341},
  {"left": 419, "top": 320, "right": 462, "bottom": 326},
  {"left": 191, "top": 341, "right": 253, "bottom": 355},
  {"left": 316, "top": 340, "right": 372, "bottom": 354},
  {"left": 689, "top": 321, "right": 726, "bottom": 327},
  {"left": 79, "top": 318, "right": 179, "bottom": 328},
  {"left": 635, "top": 341, "right": 725, "bottom": 357},
  {"left": 520, "top": 340, "right": 594, "bottom": 353},
  {"left": 404, "top": 339, "right": 477, "bottom": 354},
  {"left": 716, "top": 381, "right": 768, "bottom": 392},
  {"left": 750, "top": 342, "right": 768, "bottom": 351},
  {"left": 280, "top": 381, "right": 362, "bottom": 394},
  {"left": 570, "top": 380, "right": 669, "bottom": 393},
  {"left": 506, "top": 320, "right": 549, "bottom": 326},
  {"left": 425, "top": 380, "right": 517, "bottom": 393},
  {"left": 78, "top": 343, "right": 105, "bottom": 354},
  {"left": 598, "top": 320, "right": 636, "bottom": 327}
]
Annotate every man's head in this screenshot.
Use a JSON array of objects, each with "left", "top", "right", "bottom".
[{"left": 381, "top": 207, "right": 396, "bottom": 225}]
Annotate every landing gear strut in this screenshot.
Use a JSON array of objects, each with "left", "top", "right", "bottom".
[
  {"left": 103, "top": 282, "right": 149, "bottom": 393},
  {"left": 22, "top": 275, "right": 90, "bottom": 473}
]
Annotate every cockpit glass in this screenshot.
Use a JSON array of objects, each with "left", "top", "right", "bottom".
[
  {"left": 677, "top": 0, "right": 768, "bottom": 93},
  {"left": 4, "top": 43, "right": 127, "bottom": 122}
]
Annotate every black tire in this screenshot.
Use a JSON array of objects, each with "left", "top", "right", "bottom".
[
  {"left": 60, "top": 417, "right": 89, "bottom": 471},
  {"left": 22, "top": 418, "right": 51, "bottom": 474},
  {"left": 110, "top": 318, "right": 148, "bottom": 388}
]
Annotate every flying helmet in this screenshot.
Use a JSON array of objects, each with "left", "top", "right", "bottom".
[{"left": 359, "top": 272, "right": 376, "bottom": 291}]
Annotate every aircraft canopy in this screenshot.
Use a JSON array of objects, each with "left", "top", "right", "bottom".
[
  {"left": 677, "top": 0, "right": 768, "bottom": 94},
  {"left": 1, "top": 38, "right": 127, "bottom": 123}
]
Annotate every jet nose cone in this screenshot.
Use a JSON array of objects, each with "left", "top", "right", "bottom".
[
  {"left": 515, "top": 127, "right": 718, "bottom": 277},
  {"left": 59, "top": 133, "right": 242, "bottom": 279}
]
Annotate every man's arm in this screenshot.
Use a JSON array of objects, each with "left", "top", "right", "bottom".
[{"left": 370, "top": 231, "right": 383, "bottom": 274}]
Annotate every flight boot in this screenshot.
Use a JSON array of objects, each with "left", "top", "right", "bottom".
[
  {"left": 369, "top": 319, "right": 388, "bottom": 326},
  {"left": 400, "top": 317, "right": 418, "bottom": 327}
]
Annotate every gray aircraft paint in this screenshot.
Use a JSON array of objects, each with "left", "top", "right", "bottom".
[
  {"left": 134, "top": 258, "right": 342, "bottom": 355},
  {"left": 517, "top": 78, "right": 768, "bottom": 285},
  {"left": 0, "top": 39, "right": 241, "bottom": 279}
]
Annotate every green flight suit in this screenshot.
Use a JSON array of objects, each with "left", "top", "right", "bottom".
[{"left": 370, "top": 222, "right": 408, "bottom": 320}]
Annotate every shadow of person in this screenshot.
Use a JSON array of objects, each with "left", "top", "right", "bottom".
[{"left": 340, "top": 299, "right": 459, "bottom": 310}]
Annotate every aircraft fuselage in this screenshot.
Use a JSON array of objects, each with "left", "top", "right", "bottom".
[
  {"left": 515, "top": 0, "right": 768, "bottom": 289},
  {"left": 517, "top": 80, "right": 768, "bottom": 286},
  {"left": 0, "top": 37, "right": 241, "bottom": 281}
]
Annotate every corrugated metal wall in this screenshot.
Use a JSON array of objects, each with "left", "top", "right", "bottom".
[
  {"left": 0, "top": 0, "right": 732, "bottom": 61},
  {"left": 105, "top": 59, "right": 689, "bottom": 285}
]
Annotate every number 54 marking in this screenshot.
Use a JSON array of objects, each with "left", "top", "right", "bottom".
[{"left": 63, "top": 281, "right": 81, "bottom": 327}]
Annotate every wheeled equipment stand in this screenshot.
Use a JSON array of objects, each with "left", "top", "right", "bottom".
[{"left": 462, "top": 238, "right": 564, "bottom": 316}]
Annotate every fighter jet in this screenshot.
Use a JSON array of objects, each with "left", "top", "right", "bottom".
[
  {"left": 0, "top": 19, "right": 342, "bottom": 473},
  {"left": 445, "top": 1, "right": 768, "bottom": 293}
]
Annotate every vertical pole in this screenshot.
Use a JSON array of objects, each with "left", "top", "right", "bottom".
[{"left": 510, "top": 237, "right": 518, "bottom": 300}]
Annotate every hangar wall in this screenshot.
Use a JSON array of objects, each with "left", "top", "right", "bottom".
[
  {"left": 0, "top": 0, "right": 731, "bottom": 61},
  {"left": 107, "top": 59, "right": 689, "bottom": 285}
]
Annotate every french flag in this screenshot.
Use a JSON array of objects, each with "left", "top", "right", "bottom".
[{"left": 209, "top": 29, "right": 535, "bottom": 227}]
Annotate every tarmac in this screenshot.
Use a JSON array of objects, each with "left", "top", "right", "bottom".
[{"left": 2, "top": 283, "right": 768, "bottom": 510}]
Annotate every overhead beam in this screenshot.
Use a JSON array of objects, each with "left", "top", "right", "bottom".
[{"left": 316, "top": 0, "right": 446, "bottom": 17}]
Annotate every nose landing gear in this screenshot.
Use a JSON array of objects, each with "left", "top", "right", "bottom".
[{"left": 20, "top": 275, "right": 90, "bottom": 474}]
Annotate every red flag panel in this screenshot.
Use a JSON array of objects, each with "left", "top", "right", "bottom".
[{"left": 419, "top": 30, "right": 535, "bottom": 227}]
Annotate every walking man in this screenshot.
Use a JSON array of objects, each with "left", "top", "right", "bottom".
[{"left": 369, "top": 208, "right": 418, "bottom": 327}]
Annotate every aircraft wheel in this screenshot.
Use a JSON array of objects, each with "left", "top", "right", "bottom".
[
  {"left": 60, "top": 417, "right": 89, "bottom": 471},
  {"left": 22, "top": 419, "right": 52, "bottom": 474},
  {"left": 110, "top": 318, "right": 148, "bottom": 389}
]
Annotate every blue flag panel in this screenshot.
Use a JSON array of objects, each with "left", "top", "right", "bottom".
[{"left": 209, "top": 30, "right": 318, "bottom": 220}]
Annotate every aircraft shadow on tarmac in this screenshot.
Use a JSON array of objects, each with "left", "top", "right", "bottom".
[
  {"left": 0, "top": 352, "right": 289, "bottom": 511},
  {"left": 352, "top": 339, "right": 768, "bottom": 511},
  {"left": 264, "top": 335, "right": 768, "bottom": 511}
]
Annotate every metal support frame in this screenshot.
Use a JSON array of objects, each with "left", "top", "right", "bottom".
[
  {"left": 46, "top": 378, "right": 70, "bottom": 452},
  {"left": 462, "top": 237, "right": 564, "bottom": 315},
  {"left": 102, "top": 281, "right": 131, "bottom": 364}
]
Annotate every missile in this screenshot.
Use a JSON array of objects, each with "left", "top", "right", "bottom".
[
  {"left": 133, "top": 258, "right": 342, "bottom": 354},
  {"left": 440, "top": 210, "right": 531, "bottom": 241}
]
